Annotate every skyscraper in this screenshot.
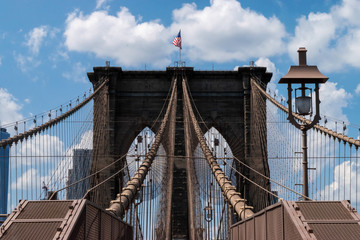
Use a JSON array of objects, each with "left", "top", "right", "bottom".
[
  {"left": 67, "top": 149, "right": 92, "bottom": 199},
  {"left": 0, "top": 128, "right": 10, "bottom": 224}
]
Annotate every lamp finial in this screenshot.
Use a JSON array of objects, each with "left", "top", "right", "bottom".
[{"left": 298, "top": 47, "right": 307, "bottom": 66}]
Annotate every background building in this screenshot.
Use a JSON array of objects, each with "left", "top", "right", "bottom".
[
  {"left": 66, "top": 149, "right": 92, "bottom": 199},
  {"left": 0, "top": 128, "right": 10, "bottom": 224}
]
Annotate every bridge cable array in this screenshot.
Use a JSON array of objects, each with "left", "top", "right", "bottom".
[{"left": 3, "top": 68, "right": 360, "bottom": 238}]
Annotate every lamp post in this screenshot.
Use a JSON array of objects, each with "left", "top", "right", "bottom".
[{"left": 279, "top": 47, "right": 328, "bottom": 200}]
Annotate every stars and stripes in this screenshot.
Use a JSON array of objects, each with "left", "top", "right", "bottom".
[{"left": 172, "top": 30, "right": 182, "bottom": 49}]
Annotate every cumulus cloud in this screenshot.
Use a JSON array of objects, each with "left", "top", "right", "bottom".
[
  {"left": 64, "top": 0, "right": 286, "bottom": 67},
  {"left": 255, "top": 57, "right": 276, "bottom": 74},
  {"left": 64, "top": 9, "right": 172, "bottom": 67},
  {"left": 73, "top": 130, "right": 93, "bottom": 149},
  {"left": 254, "top": 57, "right": 284, "bottom": 97},
  {"left": 319, "top": 81, "right": 352, "bottom": 128},
  {"left": 0, "top": 88, "right": 23, "bottom": 126},
  {"left": 171, "top": 0, "right": 286, "bottom": 62},
  {"left": 288, "top": 0, "right": 360, "bottom": 72}
]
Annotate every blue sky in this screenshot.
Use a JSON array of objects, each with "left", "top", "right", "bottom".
[{"left": 1, "top": 0, "right": 360, "bottom": 138}]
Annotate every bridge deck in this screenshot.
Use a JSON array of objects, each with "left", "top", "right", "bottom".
[
  {"left": 0, "top": 200, "right": 132, "bottom": 240},
  {"left": 230, "top": 200, "right": 360, "bottom": 240}
]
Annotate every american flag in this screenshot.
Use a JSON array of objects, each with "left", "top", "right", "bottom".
[{"left": 172, "top": 30, "right": 182, "bottom": 49}]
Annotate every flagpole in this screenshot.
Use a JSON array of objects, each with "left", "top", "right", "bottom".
[
  {"left": 179, "top": 29, "right": 182, "bottom": 67},
  {"left": 173, "top": 29, "right": 182, "bottom": 67}
]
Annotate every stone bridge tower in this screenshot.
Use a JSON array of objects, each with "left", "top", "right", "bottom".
[{"left": 88, "top": 66, "right": 272, "bottom": 238}]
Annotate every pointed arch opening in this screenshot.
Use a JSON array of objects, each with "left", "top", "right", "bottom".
[{"left": 123, "top": 126, "right": 169, "bottom": 238}]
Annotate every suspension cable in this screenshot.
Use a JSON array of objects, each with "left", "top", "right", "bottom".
[{"left": 182, "top": 76, "right": 254, "bottom": 220}]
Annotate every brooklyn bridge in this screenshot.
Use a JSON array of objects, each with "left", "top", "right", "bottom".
[{"left": 1, "top": 49, "right": 360, "bottom": 239}]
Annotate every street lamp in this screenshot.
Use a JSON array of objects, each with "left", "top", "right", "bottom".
[{"left": 279, "top": 47, "right": 328, "bottom": 200}]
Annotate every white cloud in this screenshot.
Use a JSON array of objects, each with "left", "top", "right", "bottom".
[
  {"left": 319, "top": 81, "right": 352, "bottom": 126},
  {"left": 74, "top": 130, "right": 93, "bottom": 149},
  {"left": 254, "top": 57, "right": 284, "bottom": 97},
  {"left": 16, "top": 134, "right": 64, "bottom": 166},
  {"left": 62, "top": 62, "right": 87, "bottom": 83},
  {"left": 255, "top": 57, "right": 277, "bottom": 75},
  {"left": 288, "top": 0, "right": 360, "bottom": 72},
  {"left": 0, "top": 88, "right": 23, "bottom": 126},
  {"left": 0, "top": 56, "right": 2, "bottom": 65},
  {"left": 171, "top": 0, "right": 286, "bottom": 63},
  {"left": 64, "top": 0, "right": 286, "bottom": 67},
  {"left": 26, "top": 26, "right": 48, "bottom": 55},
  {"left": 355, "top": 84, "right": 360, "bottom": 95},
  {"left": 64, "top": 9, "right": 172, "bottom": 67}
]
